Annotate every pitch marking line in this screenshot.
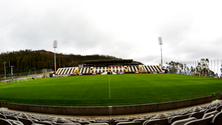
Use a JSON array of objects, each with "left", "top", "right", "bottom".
[{"left": 108, "top": 75, "right": 111, "bottom": 99}]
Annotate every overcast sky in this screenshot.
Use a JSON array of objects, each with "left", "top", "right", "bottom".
[{"left": 1, "top": 0, "right": 222, "bottom": 65}]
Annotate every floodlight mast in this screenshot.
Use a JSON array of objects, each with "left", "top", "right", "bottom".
[
  {"left": 9, "top": 61, "right": 13, "bottom": 80},
  {"left": 158, "top": 37, "right": 163, "bottom": 68},
  {"left": 53, "top": 40, "right": 58, "bottom": 73},
  {"left": 4, "top": 61, "right": 6, "bottom": 80}
]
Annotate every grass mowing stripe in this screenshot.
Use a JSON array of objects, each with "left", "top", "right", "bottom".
[{"left": 108, "top": 75, "right": 111, "bottom": 99}]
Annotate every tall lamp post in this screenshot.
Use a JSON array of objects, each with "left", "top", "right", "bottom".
[
  {"left": 9, "top": 61, "right": 13, "bottom": 82},
  {"left": 4, "top": 61, "right": 6, "bottom": 80},
  {"left": 53, "top": 40, "right": 58, "bottom": 73},
  {"left": 158, "top": 37, "right": 163, "bottom": 68}
]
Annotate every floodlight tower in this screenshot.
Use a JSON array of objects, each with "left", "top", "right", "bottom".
[
  {"left": 9, "top": 61, "right": 13, "bottom": 80},
  {"left": 158, "top": 37, "right": 163, "bottom": 68},
  {"left": 53, "top": 40, "right": 58, "bottom": 73},
  {"left": 4, "top": 61, "right": 6, "bottom": 80}
]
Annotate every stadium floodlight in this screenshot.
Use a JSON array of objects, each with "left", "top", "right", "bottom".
[
  {"left": 9, "top": 61, "right": 14, "bottom": 81},
  {"left": 158, "top": 37, "right": 163, "bottom": 68},
  {"left": 4, "top": 61, "right": 6, "bottom": 80},
  {"left": 53, "top": 40, "right": 58, "bottom": 72}
]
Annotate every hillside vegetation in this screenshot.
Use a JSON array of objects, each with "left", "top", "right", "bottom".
[{"left": 0, "top": 50, "right": 120, "bottom": 75}]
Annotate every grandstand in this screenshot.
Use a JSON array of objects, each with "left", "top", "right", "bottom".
[
  {"left": 54, "top": 59, "right": 163, "bottom": 76},
  {"left": 56, "top": 67, "right": 78, "bottom": 75}
]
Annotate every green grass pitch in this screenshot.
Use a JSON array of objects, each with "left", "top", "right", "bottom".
[{"left": 0, "top": 74, "right": 222, "bottom": 106}]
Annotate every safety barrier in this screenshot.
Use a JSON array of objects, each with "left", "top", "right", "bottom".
[{"left": 6, "top": 95, "right": 213, "bottom": 115}]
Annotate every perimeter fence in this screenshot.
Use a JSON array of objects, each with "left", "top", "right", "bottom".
[
  {"left": 0, "top": 68, "right": 53, "bottom": 81},
  {"left": 168, "top": 59, "right": 222, "bottom": 78}
]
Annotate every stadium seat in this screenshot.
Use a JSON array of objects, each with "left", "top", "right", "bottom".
[
  {"left": 128, "top": 66, "right": 131, "bottom": 72},
  {"left": 58, "top": 123, "right": 81, "bottom": 125},
  {"left": 5, "top": 115, "right": 18, "bottom": 121},
  {"left": 55, "top": 117, "right": 70, "bottom": 123},
  {"left": 113, "top": 120, "right": 129, "bottom": 125},
  {"left": 184, "top": 115, "right": 214, "bottom": 125},
  {"left": 202, "top": 110, "right": 218, "bottom": 118},
  {"left": 0, "top": 118, "right": 13, "bottom": 125},
  {"left": 93, "top": 120, "right": 110, "bottom": 124},
  {"left": 171, "top": 117, "right": 196, "bottom": 125},
  {"left": 117, "top": 122, "right": 141, "bottom": 125},
  {"left": 34, "top": 121, "right": 52, "bottom": 125},
  {"left": 100, "top": 118, "right": 110, "bottom": 121},
  {"left": 0, "top": 114, "right": 6, "bottom": 119},
  {"left": 131, "top": 119, "right": 146, "bottom": 124},
  {"left": 216, "top": 105, "right": 222, "bottom": 112},
  {"left": 189, "top": 111, "right": 204, "bottom": 119},
  {"left": 168, "top": 114, "right": 190, "bottom": 124},
  {"left": 18, "top": 117, "right": 33, "bottom": 125},
  {"left": 1, "top": 101, "right": 222, "bottom": 125},
  {"left": 89, "top": 123, "right": 109, "bottom": 125},
  {"left": 7, "top": 119, "right": 23, "bottom": 125},
  {"left": 211, "top": 111, "right": 222, "bottom": 125},
  {"left": 204, "top": 108, "right": 216, "bottom": 114},
  {"left": 142, "top": 118, "right": 168, "bottom": 125},
  {"left": 78, "top": 121, "right": 91, "bottom": 125},
  {"left": 151, "top": 114, "right": 167, "bottom": 120},
  {"left": 126, "top": 118, "right": 137, "bottom": 121},
  {"left": 111, "top": 118, "right": 125, "bottom": 122},
  {"left": 145, "top": 66, "right": 150, "bottom": 72}
]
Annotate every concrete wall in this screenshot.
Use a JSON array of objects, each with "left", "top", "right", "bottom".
[
  {"left": 218, "top": 94, "right": 222, "bottom": 100},
  {"left": 7, "top": 96, "right": 213, "bottom": 115},
  {"left": 111, "top": 96, "right": 213, "bottom": 115}
]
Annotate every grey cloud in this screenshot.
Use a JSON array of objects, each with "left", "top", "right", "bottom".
[
  {"left": 157, "top": 18, "right": 222, "bottom": 63},
  {"left": 100, "top": 40, "right": 135, "bottom": 57},
  {"left": 1, "top": 9, "right": 114, "bottom": 53},
  {"left": 159, "top": 20, "right": 193, "bottom": 46},
  {"left": 1, "top": 0, "right": 222, "bottom": 66},
  {"left": 135, "top": 55, "right": 161, "bottom": 65}
]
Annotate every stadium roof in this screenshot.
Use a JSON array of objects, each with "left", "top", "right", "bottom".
[{"left": 84, "top": 59, "right": 133, "bottom": 64}]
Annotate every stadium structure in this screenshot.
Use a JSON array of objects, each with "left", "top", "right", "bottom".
[
  {"left": 55, "top": 59, "right": 164, "bottom": 76},
  {"left": 2, "top": 55, "right": 222, "bottom": 124}
]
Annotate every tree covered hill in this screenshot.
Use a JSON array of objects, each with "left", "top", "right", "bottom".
[{"left": 0, "top": 49, "right": 128, "bottom": 74}]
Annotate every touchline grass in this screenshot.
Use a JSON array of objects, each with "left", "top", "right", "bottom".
[{"left": 0, "top": 74, "right": 222, "bottom": 106}]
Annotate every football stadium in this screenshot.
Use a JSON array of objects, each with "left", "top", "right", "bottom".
[
  {"left": 1, "top": 57, "right": 222, "bottom": 125},
  {"left": 1, "top": 0, "right": 222, "bottom": 124}
]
